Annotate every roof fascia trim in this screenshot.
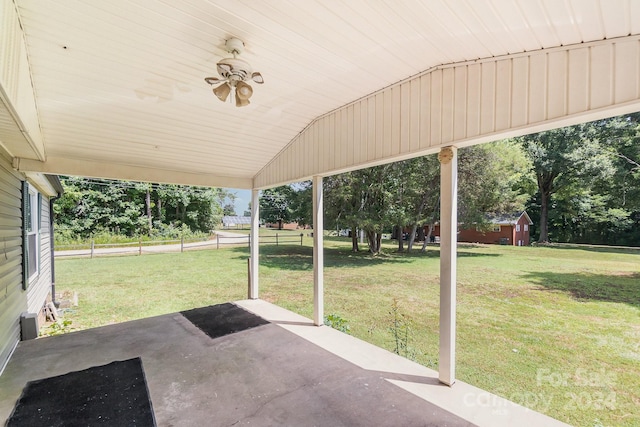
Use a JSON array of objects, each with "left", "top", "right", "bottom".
[{"left": 14, "top": 157, "right": 252, "bottom": 189}]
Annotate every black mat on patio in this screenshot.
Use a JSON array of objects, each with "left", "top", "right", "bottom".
[
  {"left": 181, "top": 302, "right": 269, "bottom": 339},
  {"left": 6, "top": 357, "right": 155, "bottom": 427}
]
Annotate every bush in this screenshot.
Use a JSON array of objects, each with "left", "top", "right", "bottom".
[
  {"left": 150, "top": 222, "right": 208, "bottom": 240},
  {"left": 324, "top": 313, "right": 350, "bottom": 333},
  {"left": 55, "top": 225, "right": 210, "bottom": 247}
]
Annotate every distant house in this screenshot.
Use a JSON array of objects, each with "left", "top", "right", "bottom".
[
  {"left": 0, "top": 154, "right": 64, "bottom": 370},
  {"left": 264, "top": 221, "right": 303, "bottom": 230},
  {"left": 432, "top": 212, "right": 533, "bottom": 246}
]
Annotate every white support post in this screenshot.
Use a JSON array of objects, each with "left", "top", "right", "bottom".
[
  {"left": 438, "top": 146, "right": 458, "bottom": 386},
  {"left": 313, "top": 176, "right": 324, "bottom": 326},
  {"left": 249, "top": 189, "right": 260, "bottom": 299}
]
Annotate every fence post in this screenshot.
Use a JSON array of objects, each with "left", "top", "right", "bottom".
[
  {"left": 216, "top": 233, "right": 219, "bottom": 249},
  {"left": 90, "top": 240, "right": 94, "bottom": 259},
  {"left": 139, "top": 238, "right": 142, "bottom": 255},
  {"left": 181, "top": 235, "right": 184, "bottom": 253},
  {"left": 300, "top": 233, "right": 303, "bottom": 246},
  {"left": 248, "top": 233, "right": 251, "bottom": 248},
  {"left": 276, "top": 233, "right": 278, "bottom": 246}
]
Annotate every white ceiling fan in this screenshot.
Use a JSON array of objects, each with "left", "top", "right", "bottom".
[{"left": 204, "top": 38, "right": 264, "bottom": 107}]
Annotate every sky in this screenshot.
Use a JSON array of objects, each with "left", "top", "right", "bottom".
[{"left": 230, "top": 188, "right": 251, "bottom": 216}]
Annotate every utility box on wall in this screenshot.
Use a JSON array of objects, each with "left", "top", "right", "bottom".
[{"left": 20, "top": 312, "right": 39, "bottom": 340}]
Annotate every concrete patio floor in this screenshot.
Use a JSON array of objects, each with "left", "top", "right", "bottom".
[{"left": 0, "top": 300, "right": 569, "bottom": 426}]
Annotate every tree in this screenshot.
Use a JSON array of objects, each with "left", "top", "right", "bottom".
[
  {"left": 356, "top": 165, "right": 395, "bottom": 254},
  {"left": 389, "top": 155, "right": 440, "bottom": 252},
  {"left": 389, "top": 141, "right": 531, "bottom": 252},
  {"left": 260, "top": 186, "right": 295, "bottom": 229},
  {"left": 324, "top": 172, "right": 363, "bottom": 252},
  {"left": 461, "top": 142, "right": 532, "bottom": 222},
  {"left": 323, "top": 141, "right": 534, "bottom": 254},
  {"left": 324, "top": 166, "right": 393, "bottom": 254},
  {"left": 55, "top": 178, "right": 227, "bottom": 240},
  {"left": 290, "top": 181, "right": 312, "bottom": 228},
  {"left": 517, "top": 124, "right": 615, "bottom": 243},
  {"left": 54, "top": 177, "right": 149, "bottom": 238},
  {"left": 223, "top": 204, "right": 236, "bottom": 216},
  {"left": 155, "top": 184, "right": 224, "bottom": 233}
]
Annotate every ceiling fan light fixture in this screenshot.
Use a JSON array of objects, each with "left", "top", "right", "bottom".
[
  {"left": 205, "top": 37, "right": 263, "bottom": 106},
  {"left": 216, "top": 57, "right": 253, "bottom": 80},
  {"left": 212, "top": 82, "right": 231, "bottom": 102},
  {"left": 235, "top": 81, "right": 253, "bottom": 107},
  {"left": 225, "top": 37, "right": 245, "bottom": 55},
  {"left": 235, "top": 93, "right": 250, "bottom": 107}
]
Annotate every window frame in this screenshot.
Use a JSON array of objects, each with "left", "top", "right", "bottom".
[{"left": 22, "top": 182, "right": 41, "bottom": 288}]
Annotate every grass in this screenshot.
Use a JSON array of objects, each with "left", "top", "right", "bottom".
[{"left": 55, "top": 237, "right": 640, "bottom": 427}]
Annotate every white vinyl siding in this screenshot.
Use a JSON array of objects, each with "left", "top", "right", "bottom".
[
  {"left": 255, "top": 37, "right": 640, "bottom": 188},
  {"left": 0, "top": 151, "right": 54, "bottom": 370},
  {"left": 0, "top": 155, "right": 27, "bottom": 370},
  {"left": 26, "top": 193, "right": 51, "bottom": 314}
]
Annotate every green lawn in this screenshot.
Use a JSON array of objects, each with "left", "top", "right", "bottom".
[{"left": 55, "top": 238, "right": 640, "bottom": 427}]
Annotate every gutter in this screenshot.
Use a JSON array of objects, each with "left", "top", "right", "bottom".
[
  {"left": 45, "top": 175, "right": 65, "bottom": 195},
  {"left": 49, "top": 195, "right": 60, "bottom": 307}
]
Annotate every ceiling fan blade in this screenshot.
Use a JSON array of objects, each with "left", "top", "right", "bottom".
[
  {"left": 217, "top": 63, "right": 232, "bottom": 74},
  {"left": 204, "top": 76, "right": 223, "bottom": 85},
  {"left": 251, "top": 72, "right": 264, "bottom": 84}
]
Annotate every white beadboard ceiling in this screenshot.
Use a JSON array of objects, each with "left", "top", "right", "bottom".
[{"left": 5, "top": 0, "right": 640, "bottom": 188}]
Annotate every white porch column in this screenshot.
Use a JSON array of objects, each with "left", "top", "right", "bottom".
[
  {"left": 438, "top": 146, "right": 457, "bottom": 386},
  {"left": 313, "top": 176, "right": 324, "bottom": 326},
  {"left": 249, "top": 189, "right": 260, "bottom": 299}
]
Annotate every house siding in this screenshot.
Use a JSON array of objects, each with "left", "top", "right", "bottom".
[
  {"left": 432, "top": 224, "right": 515, "bottom": 245},
  {"left": 255, "top": 38, "right": 640, "bottom": 189},
  {"left": 430, "top": 213, "right": 532, "bottom": 246},
  {"left": 26, "top": 193, "right": 52, "bottom": 313},
  {"left": 0, "top": 154, "right": 27, "bottom": 370},
  {"left": 0, "top": 152, "right": 56, "bottom": 371},
  {"left": 514, "top": 215, "right": 531, "bottom": 246},
  {"left": 457, "top": 226, "right": 514, "bottom": 245}
]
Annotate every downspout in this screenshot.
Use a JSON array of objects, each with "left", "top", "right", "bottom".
[{"left": 49, "top": 194, "right": 60, "bottom": 307}]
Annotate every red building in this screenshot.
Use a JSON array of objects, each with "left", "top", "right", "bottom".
[
  {"left": 433, "top": 212, "right": 533, "bottom": 246},
  {"left": 264, "top": 221, "right": 305, "bottom": 230}
]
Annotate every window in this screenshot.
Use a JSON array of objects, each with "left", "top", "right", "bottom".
[
  {"left": 493, "top": 226, "right": 501, "bottom": 232},
  {"left": 516, "top": 224, "right": 521, "bottom": 232},
  {"left": 23, "top": 182, "right": 41, "bottom": 286},
  {"left": 524, "top": 224, "right": 529, "bottom": 231}
]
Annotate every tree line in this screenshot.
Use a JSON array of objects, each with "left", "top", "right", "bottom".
[
  {"left": 260, "top": 113, "right": 640, "bottom": 252},
  {"left": 54, "top": 178, "right": 236, "bottom": 243}
]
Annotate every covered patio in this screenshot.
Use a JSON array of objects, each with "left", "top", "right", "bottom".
[
  {"left": 2, "top": 0, "right": 640, "bottom": 425},
  {"left": 0, "top": 300, "right": 567, "bottom": 426}
]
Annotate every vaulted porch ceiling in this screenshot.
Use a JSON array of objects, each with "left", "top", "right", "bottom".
[{"left": 2, "top": 0, "right": 640, "bottom": 189}]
